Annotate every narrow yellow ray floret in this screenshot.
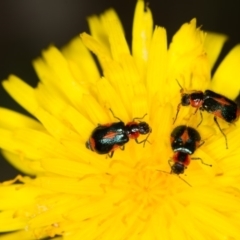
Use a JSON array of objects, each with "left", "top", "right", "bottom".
[
  {"left": 211, "top": 44, "right": 240, "bottom": 99},
  {"left": 1, "top": 0, "right": 240, "bottom": 239}
]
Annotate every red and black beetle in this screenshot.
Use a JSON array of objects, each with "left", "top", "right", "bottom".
[
  {"left": 86, "top": 109, "right": 151, "bottom": 157},
  {"left": 168, "top": 125, "right": 211, "bottom": 185},
  {"left": 173, "top": 81, "right": 240, "bottom": 149}
]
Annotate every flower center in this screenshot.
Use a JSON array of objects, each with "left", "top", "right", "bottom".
[
  {"left": 108, "top": 161, "right": 170, "bottom": 208},
  {"left": 129, "top": 170, "right": 169, "bottom": 206}
]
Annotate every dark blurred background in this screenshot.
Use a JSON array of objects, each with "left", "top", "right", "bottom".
[{"left": 1, "top": 0, "right": 240, "bottom": 181}]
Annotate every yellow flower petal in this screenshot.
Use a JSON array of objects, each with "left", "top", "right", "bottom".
[
  {"left": 168, "top": 19, "right": 209, "bottom": 89},
  {"left": 61, "top": 36, "right": 100, "bottom": 82},
  {"left": 0, "top": 230, "right": 51, "bottom": 240},
  {"left": 0, "top": 210, "right": 26, "bottom": 232},
  {"left": 0, "top": 108, "right": 42, "bottom": 130},
  {"left": 0, "top": 128, "right": 68, "bottom": 160},
  {"left": 146, "top": 26, "right": 167, "bottom": 101},
  {"left": 87, "top": 14, "right": 111, "bottom": 55},
  {"left": 211, "top": 44, "right": 240, "bottom": 99},
  {"left": 0, "top": 183, "right": 49, "bottom": 210},
  {"left": 169, "top": 18, "right": 205, "bottom": 59},
  {"left": 204, "top": 32, "right": 228, "bottom": 69},
  {"left": 30, "top": 176, "right": 105, "bottom": 195},
  {"left": 35, "top": 84, "right": 95, "bottom": 140},
  {"left": 80, "top": 32, "right": 112, "bottom": 65},
  {"left": 2, "top": 75, "right": 38, "bottom": 115},
  {"left": 1, "top": 150, "right": 40, "bottom": 176},
  {"left": 34, "top": 107, "right": 81, "bottom": 142},
  {"left": 188, "top": 203, "right": 240, "bottom": 237},
  {"left": 1, "top": 2, "right": 240, "bottom": 240},
  {"left": 34, "top": 46, "right": 89, "bottom": 106},
  {"left": 132, "top": 0, "right": 153, "bottom": 64},
  {"left": 40, "top": 158, "right": 102, "bottom": 177},
  {"left": 95, "top": 77, "right": 129, "bottom": 119},
  {"left": 100, "top": 9, "right": 130, "bottom": 61}
]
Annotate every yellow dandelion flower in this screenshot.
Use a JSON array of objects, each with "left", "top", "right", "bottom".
[{"left": 1, "top": 0, "right": 240, "bottom": 239}]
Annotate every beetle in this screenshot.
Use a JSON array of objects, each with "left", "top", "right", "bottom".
[
  {"left": 86, "top": 109, "right": 151, "bottom": 157},
  {"left": 168, "top": 125, "right": 212, "bottom": 185},
  {"left": 173, "top": 80, "right": 240, "bottom": 149},
  {"left": 170, "top": 125, "right": 202, "bottom": 155}
]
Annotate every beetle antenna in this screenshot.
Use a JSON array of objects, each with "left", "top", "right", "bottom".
[
  {"left": 177, "top": 175, "right": 192, "bottom": 187},
  {"left": 132, "top": 113, "right": 147, "bottom": 122},
  {"left": 176, "top": 79, "right": 184, "bottom": 91},
  {"left": 109, "top": 108, "right": 122, "bottom": 122},
  {"left": 157, "top": 169, "right": 192, "bottom": 187},
  {"left": 143, "top": 129, "right": 152, "bottom": 147}
]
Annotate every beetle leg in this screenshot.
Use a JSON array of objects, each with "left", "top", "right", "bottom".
[
  {"left": 191, "top": 157, "right": 212, "bottom": 167},
  {"left": 193, "top": 107, "right": 199, "bottom": 115},
  {"left": 119, "top": 145, "right": 125, "bottom": 151},
  {"left": 134, "top": 132, "right": 151, "bottom": 147},
  {"left": 168, "top": 159, "right": 174, "bottom": 173},
  {"left": 213, "top": 116, "right": 228, "bottom": 149},
  {"left": 107, "top": 151, "right": 114, "bottom": 158},
  {"left": 196, "top": 110, "right": 203, "bottom": 127},
  {"left": 198, "top": 140, "right": 205, "bottom": 148},
  {"left": 173, "top": 103, "right": 181, "bottom": 124}
]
